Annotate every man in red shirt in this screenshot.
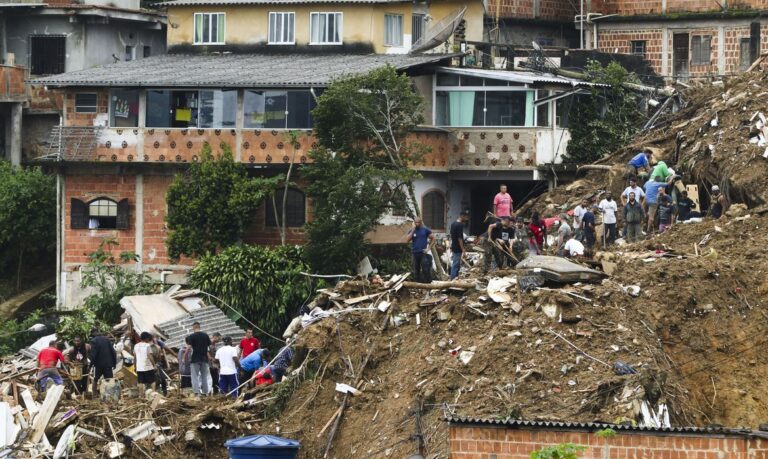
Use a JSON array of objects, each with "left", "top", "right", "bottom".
[
  {"left": 37, "top": 340, "right": 66, "bottom": 387},
  {"left": 239, "top": 329, "right": 260, "bottom": 359}
]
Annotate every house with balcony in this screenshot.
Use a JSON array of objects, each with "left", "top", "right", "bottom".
[
  {"left": 586, "top": 0, "right": 768, "bottom": 79},
  {"left": 0, "top": 0, "right": 165, "bottom": 165},
  {"left": 33, "top": 0, "right": 602, "bottom": 308}
]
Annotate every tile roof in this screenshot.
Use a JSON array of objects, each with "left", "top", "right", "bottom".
[
  {"left": 158, "top": 0, "right": 406, "bottom": 5},
  {"left": 156, "top": 306, "right": 246, "bottom": 349},
  {"left": 31, "top": 53, "right": 459, "bottom": 88},
  {"left": 446, "top": 417, "right": 765, "bottom": 438}
]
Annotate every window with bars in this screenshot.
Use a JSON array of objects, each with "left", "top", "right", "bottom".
[
  {"left": 384, "top": 13, "right": 403, "bottom": 46},
  {"left": 75, "top": 93, "right": 98, "bottom": 113},
  {"left": 269, "top": 12, "right": 295, "bottom": 44},
  {"left": 266, "top": 188, "right": 306, "bottom": 227},
  {"left": 691, "top": 35, "right": 711, "bottom": 65},
  {"left": 412, "top": 14, "right": 426, "bottom": 44},
  {"left": 70, "top": 197, "right": 129, "bottom": 230},
  {"left": 310, "top": 12, "right": 342, "bottom": 44},
  {"left": 194, "top": 12, "right": 226, "bottom": 45},
  {"left": 422, "top": 191, "right": 446, "bottom": 230},
  {"left": 630, "top": 40, "right": 646, "bottom": 56},
  {"left": 29, "top": 35, "right": 66, "bottom": 75}
]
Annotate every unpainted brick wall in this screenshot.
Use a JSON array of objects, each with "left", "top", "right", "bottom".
[
  {"left": 594, "top": 0, "right": 766, "bottom": 15},
  {"left": 486, "top": 0, "right": 576, "bottom": 21},
  {"left": 449, "top": 424, "right": 768, "bottom": 459}
]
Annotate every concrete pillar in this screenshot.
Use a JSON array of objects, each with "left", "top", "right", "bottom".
[
  {"left": 135, "top": 173, "right": 144, "bottom": 273},
  {"left": 718, "top": 26, "right": 726, "bottom": 76},
  {"left": 661, "top": 27, "right": 670, "bottom": 77},
  {"left": 138, "top": 89, "right": 146, "bottom": 161},
  {"left": 9, "top": 102, "right": 21, "bottom": 165}
]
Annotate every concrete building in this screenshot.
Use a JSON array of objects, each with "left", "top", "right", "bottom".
[
  {"left": 33, "top": 0, "right": 604, "bottom": 308},
  {"left": 484, "top": 0, "right": 579, "bottom": 49},
  {"left": 586, "top": 0, "right": 768, "bottom": 79},
  {"left": 0, "top": 0, "right": 166, "bottom": 164}
]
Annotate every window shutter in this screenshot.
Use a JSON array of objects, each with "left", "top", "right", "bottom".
[
  {"left": 70, "top": 198, "right": 88, "bottom": 229},
  {"left": 116, "top": 198, "right": 130, "bottom": 230}
]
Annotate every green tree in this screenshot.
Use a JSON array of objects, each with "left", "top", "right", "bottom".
[
  {"left": 530, "top": 444, "right": 586, "bottom": 459},
  {"left": 304, "top": 65, "right": 427, "bottom": 274},
  {"left": 188, "top": 244, "right": 311, "bottom": 343},
  {"left": 0, "top": 161, "right": 55, "bottom": 291},
  {"left": 81, "top": 239, "right": 157, "bottom": 324},
  {"left": 564, "top": 60, "right": 643, "bottom": 164},
  {"left": 165, "top": 143, "right": 278, "bottom": 260}
]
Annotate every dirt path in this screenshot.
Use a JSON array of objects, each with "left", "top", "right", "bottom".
[{"left": 0, "top": 281, "right": 55, "bottom": 319}]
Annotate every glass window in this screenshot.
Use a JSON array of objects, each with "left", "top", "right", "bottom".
[
  {"left": 435, "top": 91, "right": 484, "bottom": 127},
  {"left": 556, "top": 93, "right": 573, "bottom": 128},
  {"left": 30, "top": 35, "right": 65, "bottom": 75},
  {"left": 110, "top": 89, "right": 139, "bottom": 127},
  {"left": 485, "top": 91, "right": 526, "bottom": 126},
  {"left": 536, "top": 90, "right": 551, "bottom": 127},
  {"left": 436, "top": 73, "right": 460, "bottom": 86},
  {"left": 146, "top": 90, "right": 198, "bottom": 128},
  {"left": 412, "top": 14, "right": 426, "bottom": 44},
  {"left": 75, "top": 93, "right": 98, "bottom": 113},
  {"left": 436, "top": 90, "right": 533, "bottom": 127},
  {"left": 691, "top": 35, "right": 711, "bottom": 65},
  {"left": 143, "top": 46, "right": 151, "bottom": 58},
  {"left": 199, "top": 90, "right": 237, "bottom": 128},
  {"left": 88, "top": 198, "right": 117, "bottom": 229},
  {"left": 265, "top": 188, "right": 306, "bottom": 227},
  {"left": 269, "top": 12, "right": 295, "bottom": 44},
  {"left": 384, "top": 14, "right": 403, "bottom": 46},
  {"left": 244, "top": 90, "right": 317, "bottom": 129},
  {"left": 287, "top": 91, "right": 313, "bottom": 129},
  {"left": 124, "top": 45, "right": 135, "bottom": 61},
  {"left": 461, "top": 75, "right": 484, "bottom": 87},
  {"left": 194, "top": 12, "right": 226, "bottom": 45},
  {"left": 310, "top": 12, "right": 342, "bottom": 44},
  {"left": 630, "top": 40, "right": 646, "bottom": 56}
]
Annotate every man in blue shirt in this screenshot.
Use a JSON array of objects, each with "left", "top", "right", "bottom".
[
  {"left": 581, "top": 206, "right": 596, "bottom": 249},
  {"left": 626, "top": 150, "right": 653, "bottom": 181},
  {"left": 406, "top": 217, "right": 435, "bottom": 283},
  {"left": 240, "top": 348, "right": 270, "bottom": 385},
  {"left": 644, "top": 177, "right": 667, "bottom": 234}
]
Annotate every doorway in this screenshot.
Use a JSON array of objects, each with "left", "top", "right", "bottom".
[
  {"left": 673, "top": 33, "right": 689, "bottom": 78},
  {"left": 462, "top": 180, "right": 548, "bottom": 235}
]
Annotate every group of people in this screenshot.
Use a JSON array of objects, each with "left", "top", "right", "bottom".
[{"left": 36, "top": 324, "right": 294, "bottom": 399}]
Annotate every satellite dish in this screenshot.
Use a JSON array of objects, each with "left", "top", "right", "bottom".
[{"left": 409, "top": 6, "right": 467, "bottom": 54}]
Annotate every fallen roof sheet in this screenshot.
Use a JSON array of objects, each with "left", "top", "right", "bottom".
[
  {"left": 31, "top": 53, "right": 460, "bottom": 88},
  {"left": 120, "top": 294, "right": 192, "bottom": 335},
  {"left": 156, "top": 306, "right": 245, "bottom": 349},
  {"left": 435, "top": 66, "right": 609, "bottom": 88},
  {"left": 446, "top": 417, "right": 762, "bottom": 438},
  {"left": 515, "top": 255, "right": 607, "bottom": 283},
  {"left": 158, "top": 0, "right": 406, "bottom": 5}
]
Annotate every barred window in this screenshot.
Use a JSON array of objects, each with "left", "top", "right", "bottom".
[
  {"left": 266, "top": 188, "right": 306, "bottom": 227},
  {"left": 422, "top": 191, "right": 446, "bottom": 230}
]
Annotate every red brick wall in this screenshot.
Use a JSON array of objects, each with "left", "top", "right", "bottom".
[
  {"left": 595, "top": 0, "right": 767, "bottom": 15},
  {"left": 28, "top": 85, "right": 64, "bottom": 112},
  {"left": 595, "top": 28, "right": 664, "bottom": 72},
  {"left": 0, "top": 65, "right": 26, "bottom": 100},
  {"left": 486, "top": 0, "right": 576, "bottom": 21},
  {"left": 449, "top": 424, "right": 768, "bottom": 458}
]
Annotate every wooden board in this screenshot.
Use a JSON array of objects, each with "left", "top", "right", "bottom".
[
  {"left": 686, "top": 184, "right": 701, "bottom": 212},
  {"left": 29, "top": 385, "right": 64, "bottom": 444}
]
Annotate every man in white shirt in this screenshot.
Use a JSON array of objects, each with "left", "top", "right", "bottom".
[
  {"left": 598, "top": 192, "right": 618, "bottom": 246},
  {"left": 572, "top": 199, "right": 588, "bottom": 241},
  {"left": 563, "top": 235, "right": 585, "bottom": 257},
  {"left": 215, "top": 336, "right": 241, "bottom": 398},
  {"left": 621, "top": 177, "right": 645, "bottom": 206},
  {"left": 134, "top": 332, "right": 156, "bottom": 391}
]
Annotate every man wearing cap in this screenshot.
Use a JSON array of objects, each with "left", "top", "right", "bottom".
[
  {"left": 710, "top": 185, "right": 729, "bottom": 219},
  {"left": 626, "top": 150, "right": 653, "bottom": 180}
]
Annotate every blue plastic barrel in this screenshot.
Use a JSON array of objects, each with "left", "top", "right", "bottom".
[{"left": 225, "top": 435, "right": 301, "bottom": 459}]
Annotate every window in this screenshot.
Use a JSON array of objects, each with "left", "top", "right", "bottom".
[
  {"left": 384, "top": 14, "right": 403, "bottom": 46},
  {"left": 199, "top": 90, "right": 237, "bottom": 128},
  {"left": 691, "top": 35, "right": 711, "bottom": 65},
  {"left": 194, "top": 12, "right": 225, "bottom": 44},
  {"left": 536, "top": 90, "right": 551, "bottom": 127},
  {"left": 243, "top": 89, "right": 318, "bottom": 129},
  {"left": 125, "top": 45, "right": 135, "bottom": 61},
  {"left": 75, "top": 93, "right": 98, "bottom": 113},
  {"left": 143, "top": 46, "right": 152, "bottom": 58},
  {"left": 29, "top": 35, "right": 65, "bottom": 75},
  {"left": 630, "top": 40, "right": 646, "bottom": 56},
  {"left": 269, "top": 12, "right": 295, "bottom": 44},
  {"left": 436, "top": 90, "right": 534, "bottom": 127},
  {"left": 70, "top": 198, "right": 129, "bottom": 230},
  {"left": 110, "top": 89, "right": 139, "bottom": 127},
  {"left": 265, "top": 188, "right": 306, "bottom": 227},
  {"left": 412, "top": 14, "right": 426, "bottom": 44},
  {"left": 310, "top": 12, "right": 342, "bottom": 44},
  {"left": 422, "top": 191, "right": 445, "bottom": 230},
  {"left": 146, "top": 90, "right": 236, "bottom": 128}
]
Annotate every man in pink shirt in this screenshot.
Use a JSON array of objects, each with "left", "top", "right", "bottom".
[{"left": 493, "top": 184, "right": 513, "bottom": 218}]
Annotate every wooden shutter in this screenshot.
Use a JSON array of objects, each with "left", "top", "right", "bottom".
[
  {"left": 116, "top": 198, "right": 130, "bottom": 230},
  {"left": 70, "top": 198, "right": 88, "bottom": 229}
]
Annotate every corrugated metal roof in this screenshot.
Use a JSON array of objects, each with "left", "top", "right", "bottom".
[
  {"left": 31, "top": 53, "right": 459, "bottom": 88},
  {"left": 446, "top": 417, "right": 761, "bottom": 437},
  {"left": 158, "top": 0, "right": 407, "bottom": 5},
  {"left": 435, "top": 66, "right": 609, "bottom": 88},
  {"left": 156, "top": 306, "right": 245, "bottom": 349}
]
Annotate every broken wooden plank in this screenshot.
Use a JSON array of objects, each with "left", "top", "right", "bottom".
[
  {"left": 343, "top": 292, "right": 385, "bottom": 306},
  {"left": 402, "top": 280, "right": 475, "bottom": 290},
  {"left": 30, "top": 385, "right": 64, "bottom": 444},
  {"left": 20, "top": 389, "right": 39, "bottom": 417}
]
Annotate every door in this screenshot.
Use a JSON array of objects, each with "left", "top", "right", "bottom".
[
  {"left": 740, "top": 37, "right": 752, "bottom": 71},
  {"left": 673, "top": 33, "right": 689, "bottom": 78}
]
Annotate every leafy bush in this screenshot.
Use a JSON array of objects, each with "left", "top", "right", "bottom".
[
  {"left": 0, "top": 310, "right": 45, "bottom": 356},
  {"left": 530, "top": 444, "right": 586, "bottom": 459},
  {"left": 81, "top": 239, "right": 157, "bottom": 324},
  {"left": 189, "top": 244, "right": 312, "bottom": 341},
  {"left": 57, "top": 308, "right": 106, "bottom": 345}
]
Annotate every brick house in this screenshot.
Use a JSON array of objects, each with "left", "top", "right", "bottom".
[
  {"left": 484, "top": 0, "right": 580, "bottom": 49},
  {"left": 448, "top": 418, "right": 768, "bottom": 458},
  {"left": 34, "top": 0, "right": 604, "bottom": 309},
  {"left": 584, "top": 0, "right": 768, "bottom": 79}
]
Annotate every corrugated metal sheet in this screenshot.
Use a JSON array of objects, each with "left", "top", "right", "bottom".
[
  {"left": 158, "top": 0, "right": 406, "bottom": 5},
  {"left": 32, "top": 53, "right": 460, "bottom": 88},
  {"left": 446, "top": 417, "right": 758, "bottom": 437},
  {"left": 156, "top": 306, "right": 245, "bottom": 350},
  {"left": 435, "top": 66, "right": 609, "bottom": 88}
]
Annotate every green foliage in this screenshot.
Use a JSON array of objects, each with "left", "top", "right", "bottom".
[
  {"left": 165, "top": 143, "right": 278, "bottom": 260},
  {"left": 304, "top": 66, "right": 427, "bottom": 274},
  {"left": 595, "top": 428, "right": 617, "bottom": 439},
  {"left": 0, "top": 310, "right": 44, "bottom": 356},
  {"left": 57, "top": 308, "right": 106, "bottom": 345},
  {"left": 530, "top": 443, "right": 586, "bottom": 459},
  {"left": 564, "top": 61, "right": 643, "bottom": 164},
  {"left": 81, "top": 239, "right": 157, "bottom": 324},
  {"left": 188, "top": 244, "right": 311, "bottom": 341},
  {"left": 0, "top": 161, "right": 55, "bottom": 291},
  {"left": 370, "top": 246, "right": 411, "bottom": 275}
]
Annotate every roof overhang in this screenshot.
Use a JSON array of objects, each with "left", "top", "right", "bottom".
[
  {"left": 156, "top": 0, "right": 410, "bottom": 6},
  {"left": 434, "top": 66, "right": 608, "bottom": 88}
]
